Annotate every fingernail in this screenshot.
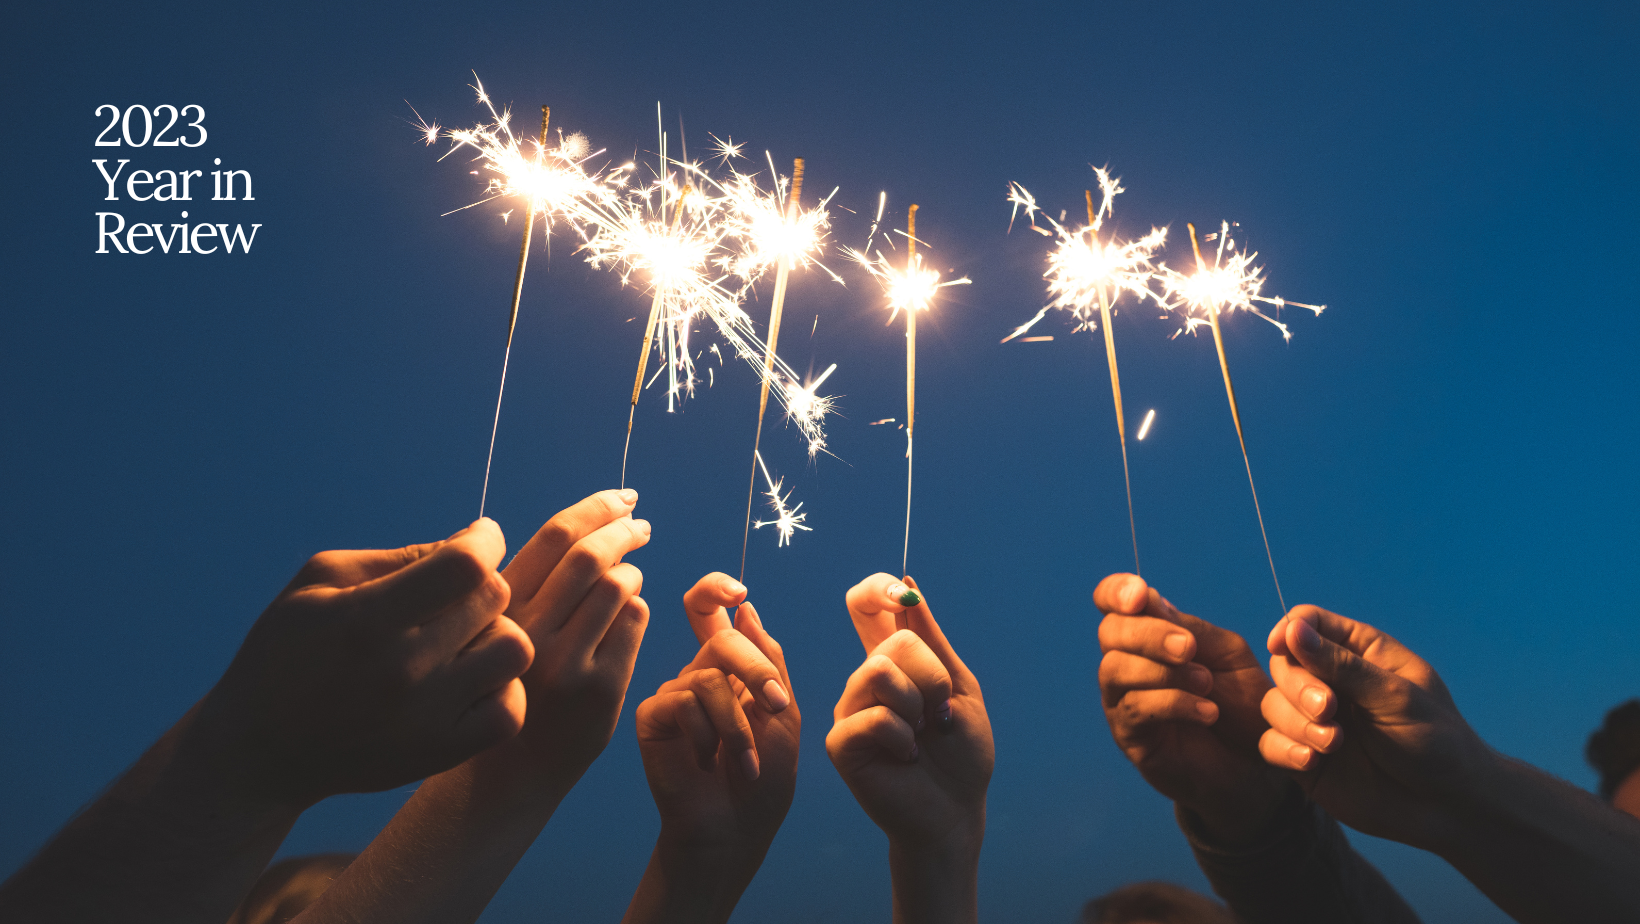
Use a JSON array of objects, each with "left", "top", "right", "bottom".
[
  {"left": 908, "top": 742, "right": 920, "bottom": 762},
  {"left": 1301, "top": 686, "right": 1328, "bottom": 719},
  {"left": 617, "top": 488, "right": 638, "bottom": 505},
  {"left": 1195, "top": 699, "right": 1218, "bottom": 722},
  {"left": 1187, "top": 664, "right": 1213, "bottom": 694},
  {"left": 934, "top": 699, "right": 954, "bottom": 732},
  {"left": 1307, "top": 722, "right": 1336, "bottom": 749},
  {"left": 1164, "top": 633, "right": 1191, "bottom": 660},
  {"left": 723, "top": 577, "right": 746, "bottom": 597},
  {"left": 1293, "top": 619, "right": 1322, "bottom": 656},
  {"left": 886, "top": 583, "right": 921, "bottom": 607},
  {"left": 738, "top": 748, "right": 760, "bottom": 781},
  {"left": 762, "top": 679, "right": 790, "bottom": 713},
  {"left": 632, "top": 518, "right": 652, "bottom": 536},
  {"left": 1288, "top": 743, "right": 1313, "bottom": 768},
  {"left": 914, "top": 714, "right": 926, "bottom": 731}
]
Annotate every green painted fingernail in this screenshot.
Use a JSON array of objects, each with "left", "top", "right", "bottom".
[{"left": 899, "top": 588, "right": 921, "bottom": 606}]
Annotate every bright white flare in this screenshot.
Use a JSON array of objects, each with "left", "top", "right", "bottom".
[
  {"left": 752, "top": 451, "right": 811, "bottom": 546},
  {"left": 1158, "top": 221, "right": 1326, "bottom": 341}
]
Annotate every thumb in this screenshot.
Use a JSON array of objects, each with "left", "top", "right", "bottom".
[{"left": 1285, "top": 607, "right": 1406, "bottom": 717}]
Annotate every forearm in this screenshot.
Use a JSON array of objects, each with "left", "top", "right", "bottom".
[
  {"left": 1179, "top": 787, "right": 1421, "bottom": 924},
  {"left": 1435, "top": 751, "right": 1640, "bottom": 924},
  {"left": 0, "top": 703, "right": 302, "bottom": 924},
  {"left": 292, "top": 752, "right": 569, "bottom": 924},
  {"left": 621, "top": 833, "right": 766, "bottom": 924},
  {"left": 887, "top": 818, "right": 983, "bottom": 924}
]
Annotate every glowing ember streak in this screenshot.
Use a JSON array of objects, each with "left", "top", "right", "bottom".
[
  {"left": 752, "top": 451, "right": 811, "bottom": 547},
  {"left": 1137, "top": 409, "right": 1155, "bottom": 440}
]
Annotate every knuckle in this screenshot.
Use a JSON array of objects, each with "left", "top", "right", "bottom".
[
  {"left": 443, "top": 545, "right": 492, "bottom": 590},
  {"left": 537, "top": 516, "right": 575, "bottom": 551}
]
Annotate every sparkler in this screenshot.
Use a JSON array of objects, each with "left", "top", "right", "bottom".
[
  {"left": 847, "top": 205, "right": 971, "bottom": 575},
  {"left": 1160, "top": 221, "right": 1326, "bottom": 613},
  {"left": 752, "top": 450, "right": 811, "bottom": 546},
  {"left": 1004, "top": 168, "right": 1168, "bottom": 573}
]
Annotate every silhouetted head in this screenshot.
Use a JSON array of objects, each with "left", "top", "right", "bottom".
[
  {"left": 1081, "top": 881, "right": 1234, "bottom": 924},
  {"left": 228, "top": 853, "right": 355, "bottom": 924},
  {"left": 1588, "top": 699, "right": 1640, "bottom": 819}
]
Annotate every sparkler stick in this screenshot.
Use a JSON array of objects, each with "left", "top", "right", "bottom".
[
  {"left": 739, "top": 158, "right": 805, "bottom": 581},
  {"left": 1189, "top": 221, "right": 1285, "bottom": 614},
  {"left": 620, "top": 183, "right": 693, "bottom": 490},
  {"left": 478, "top": 105, "right": 550, "bottom": 518},
  {"left": 904, "top": 204, "right": 918, "bottom": 577},
  {"left": 1089, "top": 189, "right": 1141, "bottom": 574}
]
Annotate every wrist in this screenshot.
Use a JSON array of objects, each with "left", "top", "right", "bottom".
[
  {"left": 886, "top": 813, "right": 984, "bottom": 924},
  {"left": 622, "top": 831, "right": 764, "bottom": 924},
  {"left": 1184, "top": 774, "right": 1299, "bottom": 849}
]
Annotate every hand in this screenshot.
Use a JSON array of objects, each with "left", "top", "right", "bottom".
[
  {"left": 198, "top": 518, "right": 534, "bottom": 806},
  {"left": 1260, "top": 605, "right": 1491, "bottom": 849},
  {"left": 828, "top": 574, "right": 992, "bottom": 916},
  {"left": 623, "top": 574, "right": 800, "bottom": 924},
  {"left": 1094, "top": 573, "right": 1291, "bottom": 846},
  {"left": 483, "top": 489, "right": 652, "bottom": 791}
]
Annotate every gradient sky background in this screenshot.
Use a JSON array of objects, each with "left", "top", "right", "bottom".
[{"left": 3, "top": 2, "right": 1637, "bottom": 921}]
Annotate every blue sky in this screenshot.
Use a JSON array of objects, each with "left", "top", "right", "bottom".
[{"left": 3, "top": 2, "right": 1637, "bottom": 920}]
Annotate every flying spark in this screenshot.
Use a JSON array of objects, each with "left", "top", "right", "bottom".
[{"left": 752, "top": 451, "right": 811, "bottom": 547}]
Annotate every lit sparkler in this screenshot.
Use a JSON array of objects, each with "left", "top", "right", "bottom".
[
  {"left": 752, "top": 450, "right": 811, "bottom": 547},
  {"left": 1004, "top": 168, "right": 1167, "bottom": 573},
  {"left": 847, "top": 204, "right": 971, "bottom": 575},
  {"left": 1159, "top": 221, "right": 1327, "bottom": 613},
  {"left": 417, "top": 76, "right": 630, "bottom": 516}
]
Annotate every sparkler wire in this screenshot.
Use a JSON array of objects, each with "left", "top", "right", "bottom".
[
  {"left": 1189, "top": 223, "right": 1286, "bottom": 614},
  {"left": 739, "top": 159, "right": 805, "bottom": 582},
  {"left": 1087, "top": 189, "right": 1140, "bottom": 575},
  {"left": 903, "top": 204, "right": 919, "bottom": 577},
  {"left": 479, "top": 105, "right": 550, "bottom": 518}
]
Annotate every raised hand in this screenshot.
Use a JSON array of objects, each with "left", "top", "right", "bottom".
[
  {"left": 1094, "top": 573, "right": 1289, "bottom": 845},
  {"left": 828, "top": 574, "right": 992, "bottom": 924},
  {"left": 623, "top": 573, "right": 799, "bottom": 924}
]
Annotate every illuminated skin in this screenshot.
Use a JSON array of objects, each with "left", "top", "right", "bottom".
[
  {"left": 0, "top": 521, "right": 533, "bottom": 924},
  {"left": 1614, "top": 771, "right": 1640, "bottom": 821},
  {"left": 1261, "top": 606, "right": 1640, "bottom": 923},
  {"left": 623, "top": 574, "right": 800, "bottom": 924},
  {"left": 828, "top": 575, "right": 994, "bottom": 924}
]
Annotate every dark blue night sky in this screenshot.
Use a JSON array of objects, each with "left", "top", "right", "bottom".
[{"left": 3, "top": 2, "right": 1636, "bottom": 921}]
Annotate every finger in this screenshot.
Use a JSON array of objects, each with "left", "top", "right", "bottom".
[
  {"left": 637, "top": 689, "right": 721, "bottom": 771},
  {"left": 844, "top": 572, "right": 918, "bottom": 653},
  {"left": 413, "top": 570, "right": 512, "bottom": 660},
  {"left": 1097, "top": 650, "right": 1213, "bottom": 707},
  {"left": 1270, "top": 653, "right": 1337, "bottom": 723},
  {"left": 836, "top": 654, "right": 924, "bottom": 728},
  {"left": 1281, "top": 608, "right": 1416, "bottom": 717},
  {"left": 733, "top": 601, "right": 792, "bottom": 693},
  {"left": 682, "top": 572, "right": 748, "bottom": 643},
  {"left": 1093, "top": 572, "right": 1151, "bottom": 616},
  {"left": 1262, "top": 685, "right": 1340, "bottom": 754},
  {"left": 349, "top": 520, "right": 508, "bottom": 628},
  {"left": 452, "top": 677, "right": 527, "bottom": 757},
  {"left": 437, "top": 615, "right": 535, "bottom": 707},
  {"left": 593, "top": 596, "right": 651, "bottom": 676},
  {"left": 523, "top": 517, "right": 651, "bottom": 633},
  {"left": 1107, "top": 688, "right": 1220, "bottom": 737},
  {"left": 683, "top": 668, "right": 759, "bottom": 780},
  {"left": 503, "top": 490, "right": 639, "bottom": 604},
  {"left": 1098, "top": 613, "right": 1197, "bottom": 665},
  {"left": 826, "top": 704, "right": 919, "bottom": 768},
  {"left": 873, "top": 628, "right": 952, "bottom": 728},
  {"left": 1259, "top": 727, "right": 1318, "bottom": 772},
  {"left": 557, "top": 563, "right": 643, "bottom": 658},
  {"left": 898, "top": 576, "right": 981, "bottom": 697},
  {"left": 683, "top": 628, "right": 790, "bottom": 714}
]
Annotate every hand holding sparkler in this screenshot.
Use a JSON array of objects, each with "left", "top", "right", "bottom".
[{"left": 828, "top": 574, "right": 991, "bottom": 924}]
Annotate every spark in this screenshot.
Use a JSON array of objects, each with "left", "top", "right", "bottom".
[
  {"left": 1157, "top": 221, "right": 1326, "bottom": 342},
  {"left": 752, "top": 451, "right": 811, "bottom": 546},
  {"left": 869, "top": 418, "right": 896, "bottom": 426},
  {"left": 1137, "top": 409, "right": 1156, "bottom": 440},
  {"left": 783, "top": 363, "right": 838, "bottom": 458}
]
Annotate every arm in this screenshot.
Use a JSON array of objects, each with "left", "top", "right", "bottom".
[
  {"left": 291, "top": 490, "right": 653, "bottom": 924},
  {"left": 1094, "top": 573, "right": 1420, "bottom": 924},
  {"left": 623, "top": 573, "right": 800, "bottom": 924},
  {"left": 1261, "top": 606, "right": 1640, "bottom": 923},
  {"left": 827, "top": 574, "right": 993, "bottom": 924},
  {"left": 0, "top": 519, "right": 531, "bottom": 924}
]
